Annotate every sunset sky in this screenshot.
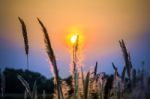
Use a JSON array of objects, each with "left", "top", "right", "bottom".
[{"left": 0, "top": 0, "right": 150, "bottom": 78}]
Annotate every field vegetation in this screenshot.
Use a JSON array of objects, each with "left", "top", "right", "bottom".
[{"left": 0, "top": 18, "right": 150, "bottom": 99}]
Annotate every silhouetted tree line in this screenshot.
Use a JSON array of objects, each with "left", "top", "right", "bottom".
[{"left": 0, "top": 68, "right": 55, "bottom": 94}]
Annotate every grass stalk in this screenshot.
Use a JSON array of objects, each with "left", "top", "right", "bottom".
[
  {"left": 42, "top": 90, "right": 46, "bottom": 99},
  {"left": 37, "top": 18, "right": 63, "bottom": 99},
  {"left": 18, "top": 17, "right": 29, "bottom": 70},
  {"left": 119, "top": 40, "right": 132, "bottom": 80},
  {"left": 1, "top": 71, "right": 5, "bottom": 98},
  {"left": 72, "top": 35, "right": 79, "bottom": 99},
  {"left": 84, "top": 72, "right": 90, "bottom": 99},
  {"left": 24, "top": 90, "right": 27, "bottom": 99},
  {"left": 94, "top": 62, "right": 98, "bottom": 77},
  {"left": 17, "top": 75, "right": 32, "bottom": 97}
]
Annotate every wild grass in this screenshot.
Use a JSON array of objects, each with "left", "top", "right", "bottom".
[
  {"left": 83, "top": 72, "right": 90, "bottom": 99},
  {"left": 72, "top": 35, "right": 79, "bottom": 99},
  {"left": 17, "top": 75, "right": 38, "bottom": 99},
  {"left": 18, "top": 17, "right": 29, "bottom": 70},
  {"left": 37, "top": 18, "right": 64, "bottom": 99},
  {"left": 42, "top": 90, "right": 46, "bottom": 99},
  {"left": 1, "top": 18, "right": 149, "bottom": 99},
  {"left": 119, "top": 40, "right": 132, "bottom": 80},
  {"left": 0, "top": 69, "right": 5, "bottom": 98},
  {"left": 19, "top": 19, "right": 149, "bottom": 99}
]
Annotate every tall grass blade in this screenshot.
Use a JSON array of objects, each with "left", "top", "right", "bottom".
[
  {"left": 42, "top": 90, "right": 46, "bottom": 99},
  {"left": 73, "top": 35, "right": 79, "bottom": 72},
  {"left": 24, "top": 90, "right": 27, "bottom": 99},
  {"left": 112, "top": 63, "right": 120, "bottom": 99},
  {"left": 94, "top": 62, "right": 98, "bottom": 77},
  {"left": 32, "top": 81, "right": 37, "bottom": 99},
  {"left": 1, "top": 70, "right": 5, "bottom": 98},
  {"left": 84, "top": 72, "right": 90, "bottom": 99},
  {"left": 18, "top": 17, "right": 29, "bottom": 70},
  {"left": 81, "top": 67, "right": 84, "bottom": 89},
  {"left": 132, "top": 69, "right": 136, "bottom": 88},
  {"left": 37, "top": 18, "right": 63, "bottom": 99},
  {"left": 122, "top": 66, "right": 126, "bottom": 82},
  {"left": 17, "top": 75, "right": 32, "bottom": 97},
  {"left": 112, "top": 62, "right": 119, "bottom": 77},
  {"left": 119, "top": 40, "right": 131, "bottom": 79},
  {"left": 72, "top": 35, "right": 79, "bottom": 99},
  {"left": 74, "top": 70, "right": 79, "bottom": 99}
]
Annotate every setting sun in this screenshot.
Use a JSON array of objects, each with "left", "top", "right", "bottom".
[
  {"left": 65, "top": 28, "right": 85, "bottom": 48},
  {"left": 71, "top": 34, "right": 78, "bottom": 44}
]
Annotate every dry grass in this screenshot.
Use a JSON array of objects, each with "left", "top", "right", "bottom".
[
  {"left": 18, "top": 17, "right": 29, "bottom": 70},
  {"left": 15, "top": 18, "right": 150, "bottom": 99},
  {"left": 37, "top": 18, "right": 64, "bottom": 99}
]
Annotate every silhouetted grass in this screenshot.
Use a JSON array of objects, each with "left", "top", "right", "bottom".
[
  {"left": 37, "top": 18, "right": 63, "bottom": 99},
  {"left": 2, "top": 18, "right": 149, "bottom": 99},
  {"left": 18, "top": 17, "right": 29, "bottom": 70}
]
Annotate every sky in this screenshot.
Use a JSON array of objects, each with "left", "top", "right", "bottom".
[{"left": 0, "top": 0, "right": 150, "bottom": 78}]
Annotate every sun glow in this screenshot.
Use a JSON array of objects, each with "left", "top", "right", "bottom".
[
  {"left": 71, "top": 34, "right": 78, "bottom": 44},
  {"left": 64, "top": 27, "right": 85, "bottom": 49},
  {"left": 66, "top": 33, "right": 84, "bottom": 47}
]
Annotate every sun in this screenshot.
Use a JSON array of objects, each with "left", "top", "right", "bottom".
[
  {"left": 64, "top": 28, "right": 85, "bottom": 48},
  {"left": 71, "top": 35, "right": 78, "bottom": 44},
  {"left": 65, "top": 33, "right": 84, "bottom": 47}
]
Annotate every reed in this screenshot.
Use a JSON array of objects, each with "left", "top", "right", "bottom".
[
  {"left": 119, "top": 40, "right": 132, "bottom": 80},
  {"left": 24, "top": 90, "right": 27, "bottom": 99},
  {"left": 72, "top": 35, "right": 79, "bottom": 99},
  {"left": 73, "top": 35, "right": 79, "bottom": 72},
  {"left": 121, "top": 66, "right": 126, "bottom": 82},
  {"left": 17, "top": 75, "right": 32, "bottom": 97},
  {"left": 132, "top": 69, "right": 137, "bottom": 88},
  {"left": 112, "top": 63, "right": 121, "bottom": 99},
  {"left": 18, "top": 17, "right": 29, "bottom": 70},
  {"left": 112, "top": 62, "right": 119, "bottom": 77},
  {"left": 98, "top": 73, "right": 106, "bottom": 99},
  {"left": 42, "top": 90, "right": 46, "bottom": 99},
  {"left": 1, "top": 70, "right": 5, "bottom": 98},
  {"left": 32, "top": 81, "right": 37, "bottom": 99},
  {"left": 37, "top": 18, "right": 63, "bottom": 99},
  {"left": 16, "top": 18, "right": 149, "bottom": 98},
  {"left": 81, "top": 67, "right": 84, "bottom": 90},
  {"left": 94, "top": 62, "right": 98, "bottom": 77},
  {"left": 84, "top": 72, "right": 90, "bottom": 99},
  {"left": 17, "top": 75, "right": 38, "bottom": 99}
]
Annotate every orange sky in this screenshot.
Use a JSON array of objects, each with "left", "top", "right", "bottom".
[{"left": 0, "top": 0, "right": 150, "bottom": 77}]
